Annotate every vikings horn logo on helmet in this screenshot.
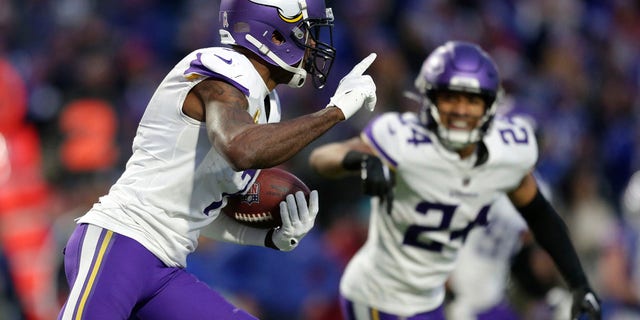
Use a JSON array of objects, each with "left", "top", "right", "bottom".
[{"left": 249, "top": 0, "right": 304, "bottom": 21}]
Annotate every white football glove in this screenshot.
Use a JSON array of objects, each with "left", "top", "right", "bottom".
[
  {"left": 327, "top": 53, "right": 377, "bottom": 120},
  {"left": 271, "top": 190, "right": 319, "bottom": 251}
]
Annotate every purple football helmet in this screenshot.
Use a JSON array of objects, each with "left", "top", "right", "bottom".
[
  {"left": 415, "top": 41, "right": 501, "bottom": 150},
  {"left": 219, "top": 0, "right": 335, "bottom": 89}
]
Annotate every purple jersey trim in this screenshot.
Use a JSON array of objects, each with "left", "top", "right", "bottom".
[
  {"left": 203, "top": 169, "right": 258, "bottom": 215},
  {"left": 363, "top": 116, "right": 398, "bottom": 168},
  {"left": 184, "top": 52, "right": 250, "bottom": 96}
]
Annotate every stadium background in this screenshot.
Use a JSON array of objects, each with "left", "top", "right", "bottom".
[{"left": 0, "top": 0, "right": 638, "bottom": 319}]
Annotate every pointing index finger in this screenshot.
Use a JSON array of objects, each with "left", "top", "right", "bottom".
[{"left": 348, "top": 53, "right": 377, "bottom": 76}]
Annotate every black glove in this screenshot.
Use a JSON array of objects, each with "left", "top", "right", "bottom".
[
  {"left": 571, "top": 286, "right": 601, "bottom": 320},
  {"left": 343, "top": 151, "right": 394, "bottom": 214}
]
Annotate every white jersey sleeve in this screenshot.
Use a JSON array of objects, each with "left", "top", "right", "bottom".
[
  {"left": 78, "top": 47, "right": 276, "bottom": 267},
  {"left": 340, "top": 112, "right": 538, "bottom": 316}
]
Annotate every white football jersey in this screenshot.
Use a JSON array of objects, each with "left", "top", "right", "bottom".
[
  {"left": 340, "top": 112, "right": 537, "bottom": 316},
  {"left": 77, "top": 47, "right": 281, "bottom": 267}
]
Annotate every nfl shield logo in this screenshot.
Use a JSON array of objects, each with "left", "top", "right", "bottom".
[{"left": 241, "top": 182, "right": 260, "bottom": 204}]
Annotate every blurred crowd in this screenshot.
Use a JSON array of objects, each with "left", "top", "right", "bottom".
[{"left": 0, "top": 0, "right": 639, "bottom": 319}]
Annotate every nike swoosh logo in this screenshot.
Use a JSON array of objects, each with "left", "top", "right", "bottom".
[{"left": 214, "top": 54, "right": 233, "bottom": 65}]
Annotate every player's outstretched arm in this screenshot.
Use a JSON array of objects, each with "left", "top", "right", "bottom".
[
  {"left": 309, "top": 137, "right": 394, "bottom": 213},
  {"left": 509, "top": 173, "right": 602, "bottom": 320},
  {"left": 183, "top": 54, "right": 377, "bottom": 171},
  {"left": 309, "top": 137, "right": 374, "bottom": 178}
]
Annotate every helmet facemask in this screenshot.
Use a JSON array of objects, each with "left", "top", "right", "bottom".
[{"left": 293, "top": 9, "right": 335, "bottom": 89}]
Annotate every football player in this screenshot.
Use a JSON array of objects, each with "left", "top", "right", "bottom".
[
  {"left": 57, "top": 0, "right": 377, "bottom": 319},
  {"left": 309, "top": 41, "right": 601, "bottom": 320},
  {"left": 598, "top": 170, "right": 640, "bottom": 319}
]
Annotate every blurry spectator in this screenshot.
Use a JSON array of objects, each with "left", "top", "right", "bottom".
[
  {"left": 58, "top": 98, "right": 119, "bottom": 174},
  {"left": 0, "top": 58, "right": 58, "bottom": 320},
  {"left": 0, "top": 246, "right": 25, "bottom": 320},
  {"left": 598, "top": 170, "right": 640, "bottom": 319},
  {"left": 561, "top": 163, "right": 616, "bottom": 284}
]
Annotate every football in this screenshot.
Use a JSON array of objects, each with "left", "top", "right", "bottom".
[{"left": 222, "top": 167, "right": 311, "bottom": 229}]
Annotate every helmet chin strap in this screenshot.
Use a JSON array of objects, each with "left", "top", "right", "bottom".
[{"left": 245, "top": 34, "right": 307, "bottom": 88}]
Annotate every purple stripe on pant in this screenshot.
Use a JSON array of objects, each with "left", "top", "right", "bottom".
[
  {"left": 340, "top": 295, "right": 446, "bottom": 320},
  {"left": 58, "top": 223, "right": 257, "bottom": 320}
]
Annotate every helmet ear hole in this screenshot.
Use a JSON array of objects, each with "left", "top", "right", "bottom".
[
  {"left": 271, "top": 31, "right": 285, "bottom": 45},
  {"left": 234, "top": 22, "right": 250, "bottom": 33}
]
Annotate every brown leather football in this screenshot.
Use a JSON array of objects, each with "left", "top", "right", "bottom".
[{"left": 222, "top": 167, "right": 310, "bottom": 229}]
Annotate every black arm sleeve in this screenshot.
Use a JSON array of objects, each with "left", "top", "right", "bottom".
[{"left": 516, "top": 189, "right": 589, "bottom": 290}]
